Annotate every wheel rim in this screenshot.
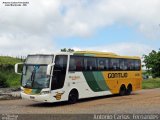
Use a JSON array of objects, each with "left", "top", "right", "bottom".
[
  {"left": 69, "top": 93, "right": 77, "bottom": 103},
  {"left": 126, "top": 87, "right": 132, "bottom": 95},
  {"left": 120, "top": 90, "right": 125, "bottom": 95},
  {"left": 120, "top": 87, "right": 126, "bottom": 96}
]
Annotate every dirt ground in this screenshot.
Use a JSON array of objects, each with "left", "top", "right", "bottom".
[{"left": 0, "top": 88, "right": 160, "bottom": 114}]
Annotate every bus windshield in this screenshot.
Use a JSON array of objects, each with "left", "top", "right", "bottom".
[{"left": 22, "top": 55, "right": 53, "bottom": 89}]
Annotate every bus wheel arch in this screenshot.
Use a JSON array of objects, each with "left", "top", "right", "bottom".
[
  {"left": 68, "top": 88, "right": 79, "bottom": 104},
  {"left": 126, "top": 84, "right": 132, "bottom": 95},
  {"left": 119, "top": 84, "right": 126, "bottom": 96}
]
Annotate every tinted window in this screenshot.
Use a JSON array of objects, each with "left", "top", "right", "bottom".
[
  {"left": 69, "top": 56, "right": 141, "bottom": 71},
  {"left": 51, "top": 55, "right": 67, "bottom": 90},
  {"left": 54, "top": 55, "right": 67, "bottom": 71},
  {"left": 109, "top": 58, "right": 120, "bottom": 70},
  {"left": 126, "top": 59, "right": 135, "bottom": 70},
  {"left": 122, "top": 59, "right": 141, "bottom": 71},
  {"left": 84, "top": 57, "right": 97, "bottom": 71},
  {"left": 119, "top": 59, "right": 125, "bottom": 70},
  {"left": 69, "top": 56, "right": 83, "bottom": 71},
  {"left": 135, "top": 60, "right": 141, "bottom": 70},
  {"left": 97, "top": 58, "right": 109, "bottom": 70}
]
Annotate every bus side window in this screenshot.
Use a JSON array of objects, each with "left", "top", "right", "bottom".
[
  {"left": 97, "top": 58, "right": 109, "bottom": 71},
  {"left": 69, "top": 57, "right": 76, "bottom": 71},
  {"left": 126, "top": 60, "right": 135, "bottom": 70},
  {"left": 131, "top": 60, "right": 135, "bottom": 70},
  {"left": 127, "top": 60, "right": 131, "bottom": 70},
  {"left": 110, "top": 58, "right": 120, "bottom": 70},
  {"left": 97, "top": 58, "right": 105, "bottom": 70},
  {"left": 135, "top": 60, "right": 141, "bottom": 70},
  {"left": 124, "top": 59, "right": 128, "bottom": 70},
  {"left": 105, "top": 58, "right": 109, "bottom": 70},
  {"left": 84, "top": 57, "right": 97, "bottom": 71},
  {"left": 108, "top": 59, "right": 112, "bottom": 70},
  {"left": 119, "top": 59, "right": 125, "bottom": 70},
  {"left": 69, "top": 56, "right": 83, "bottom": 71},
  {"left": 54, "top": 55, "right": 67, "bottom": 71},
  {"left": 76, "top": 60, "right": 83, "bottom": 71},
  {"left": 75, "top": 57, "right": 83, "bottom": 71}
]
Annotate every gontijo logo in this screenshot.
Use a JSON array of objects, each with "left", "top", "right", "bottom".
[
  {"left": 54, "top": 92, "right": 64, "bottom": 100},
  {"left": 108, "top": 73, "right": 128, "bottom": 78}
]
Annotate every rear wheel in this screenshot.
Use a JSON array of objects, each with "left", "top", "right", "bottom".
[
  {"left": 119, "top": 85, "right": 126, "bottom": 96},
  {"left": 126, "top": 84, "right": 132, "bottom": 95},
  {"left": 68, "top": 90, "right": 78, "bottom": 104}
]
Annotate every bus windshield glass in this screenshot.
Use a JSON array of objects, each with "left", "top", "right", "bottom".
[{"left": 22, "top": 55, "right": 53, "bottom": 89}]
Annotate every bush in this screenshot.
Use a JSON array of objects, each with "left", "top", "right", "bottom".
[
  {"left": 0, "top": 56, "right": 22, "bottom": 88},
  {"left": 0, "top": 72, "right": 9, "bottom": 88}
]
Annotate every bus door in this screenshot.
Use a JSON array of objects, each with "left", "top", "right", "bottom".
[{"left": 51, "top": 55, "right": 68, "bottom": 90}]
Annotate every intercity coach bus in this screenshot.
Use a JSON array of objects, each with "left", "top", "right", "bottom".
[{"left": 15, "top": 51, "right": 142, "bottom": 103}]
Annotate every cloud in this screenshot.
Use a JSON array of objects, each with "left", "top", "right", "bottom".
[
  {"left": 61, "top": 0, "right": 160, "bottom": 38},
  {"left": 0, "top": 0, "right": 159, "bottom": 56},
  {"left": 0, "top": 33, "right": 54, "bottom": 56},
  {"left": 0, "top": 0, "right": 60, "bottom": 56}
]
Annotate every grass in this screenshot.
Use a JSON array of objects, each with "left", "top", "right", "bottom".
[
  {"left": 142, "top": 78, "right": 160, "bottom": 89},
  {"left": 0, "top": 56, "right": 22, "bottom": 65}
]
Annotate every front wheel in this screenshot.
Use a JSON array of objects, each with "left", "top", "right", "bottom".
[{"left": 68, "top": 90, "right": 78, "bottom": 104}]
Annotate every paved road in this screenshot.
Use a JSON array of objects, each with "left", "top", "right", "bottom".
[{"left": 0, "top": 88, "right": 160, "bottom": 114}]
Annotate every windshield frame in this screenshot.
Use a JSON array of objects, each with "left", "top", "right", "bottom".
[{"left": 21, "top": 55, "right": 54, "bottom": 89}]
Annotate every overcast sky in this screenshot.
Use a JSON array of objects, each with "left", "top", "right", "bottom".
[{"left": 0, "top": 0, "right": 160, "bottom": 57}]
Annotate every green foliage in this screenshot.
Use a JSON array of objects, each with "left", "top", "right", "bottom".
[
  {"left": 143, "top": 49, "right": 160, "bottom": 78},
  {"left": 142, "top": 78, "right": 160, "bottom": 89},
  {"left": 0, "top": 72, "right": 9, "bottom": 87},
  {"left": 0, "top": 71, "right": 21, "bottom": 88},
  {"left": 0, "top": 56, "right": 22, "bottom": 71},
  {"left": 0, "top": 56, "right": 22, "bottom": 65},
  {"left": 61, "top": 48, "right": 74, "bottom": 52},
  {"left": 0, "top": 56, "right": 22, "bottom": 88}
]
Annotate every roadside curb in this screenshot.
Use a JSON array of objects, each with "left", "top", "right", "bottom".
[{"left": 0, "top": 91, "right": 21, "bottom": 100}]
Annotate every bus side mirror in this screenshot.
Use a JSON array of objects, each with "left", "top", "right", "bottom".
[
  {"left": 46, "top": 63, "right": 55, "bottom": 76},
  {"left": 15, "top": 63, "right": 23, "bottom": 75}
]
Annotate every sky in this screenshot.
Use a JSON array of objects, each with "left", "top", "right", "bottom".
[{"left": 0, "top": 0, "right": 160, "bottom": 57}]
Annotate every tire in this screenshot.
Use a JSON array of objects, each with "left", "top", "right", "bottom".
[
  {"left": 119, "top": 85, "right": 126, "bottom": 96},
  {"left": 68, "top": 90, "right": 78, "bottom": 104},
  {"left": 126, "top": 85, "right": 132, "bottom": 95}
]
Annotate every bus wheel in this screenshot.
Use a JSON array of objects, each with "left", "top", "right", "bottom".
[
  {"left": 126, "top": 84, "right": 132, "bottom": 95},
  {"left": 68, "top": 89, "right": 78, "bottom": 104},
  {"left": 119, "top": 85, "right": 126, "bottom": 96}
]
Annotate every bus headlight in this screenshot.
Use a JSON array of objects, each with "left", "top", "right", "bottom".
[{"left": 40, "top": 91, "right": 50, "bottom": 95}]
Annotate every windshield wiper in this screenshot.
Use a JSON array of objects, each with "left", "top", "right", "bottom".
[{"left": 31, "top": 71, "right": 35, "bottom": 81}]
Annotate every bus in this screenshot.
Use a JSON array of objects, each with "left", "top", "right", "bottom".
[{"left": 15, "top": 51, "right": 142, "bottom": 103}]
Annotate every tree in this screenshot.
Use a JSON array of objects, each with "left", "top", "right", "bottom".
[
  {"left": 61, "top": 48, "right": 74, "bottom": 52},
  {"left": 143, "top": 49, "right": 160, "bottom": 78}
]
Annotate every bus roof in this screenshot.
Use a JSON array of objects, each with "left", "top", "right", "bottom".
[
  {"left": 27, "top": 52, "right": 72, "bottom": 56},
  {"left": 27, "top": 51, "right": 140, "bottom": 59},
  {"left": 74, "top": 51, "right": 140, "bottom": 59}
]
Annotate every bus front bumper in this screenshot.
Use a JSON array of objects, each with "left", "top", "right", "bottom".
[{"left": 21, "top": 92, "right": 53, "bottom": 103}]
